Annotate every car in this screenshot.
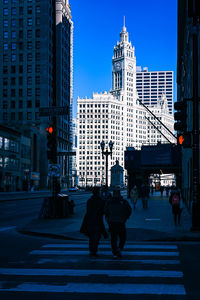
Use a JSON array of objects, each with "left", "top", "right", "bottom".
[{"left": 68, "top": 186, "right": 79, "bottom": 192}]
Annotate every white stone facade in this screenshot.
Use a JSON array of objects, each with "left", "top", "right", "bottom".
[{"left": 77, "top": 24, "right": 175, "bottom": 186}]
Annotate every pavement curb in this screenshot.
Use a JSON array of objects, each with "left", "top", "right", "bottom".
[{"left": 18, "top": 227, "right": 200, "bottom": 242}]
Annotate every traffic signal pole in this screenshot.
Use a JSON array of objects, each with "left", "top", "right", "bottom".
[{"left": 191, "top": 21, "right": 200, "bottom": 230}]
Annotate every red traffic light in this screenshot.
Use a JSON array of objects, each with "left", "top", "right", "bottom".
[
  {"left": 178, "top": 135, "right": 184, "bottom": 145},
  {"left": 47, "top": 126, "right": 53, "bottom": 134}
]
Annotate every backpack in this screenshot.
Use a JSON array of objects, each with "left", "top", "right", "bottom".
[{"left": 172, "top": 194, "right": 180, "bottom": 206}]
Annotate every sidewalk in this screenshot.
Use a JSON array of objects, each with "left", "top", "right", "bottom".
[{"left": 19, "top": 193, "right": 200, "bottom": 242}]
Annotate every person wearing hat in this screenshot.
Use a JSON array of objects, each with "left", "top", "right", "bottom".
[{"left": 104, "top": 186, "right": 132, "bottom": 258}]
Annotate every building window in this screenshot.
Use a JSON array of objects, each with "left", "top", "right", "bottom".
[
  {"left": 3, "top": 78, "right": 8, "bottom": 86},
  {"left": 27, "top": 18, "right": 32, "bottom": 26},
  {"left": 27, "top": 112, "right": 32, "bottom": 120},
  {"left": 3, "top": 20, "right": 8, "bottom": 27},
  {"left": 27, "top": 41, "right": 32, "bottom": 49},
  {"left": 3, "top": 31, "right": 8, "bottom": 38},
  {"left": 27, "top": 30, "right": 32, "bottom": 39},
  {"left": 19, "top": 65, "right": 23, "bottom": 73},
  {"left": 35, "top": 41, "right": 40, "bottom": 49},
  {"left": 3, "top": 101, "right": 8, "bottom": 109},
  {"left": 3, "top": 54, "right": 8, "bottom": 62},
  {"left": 11, "top": 66, "right": 16, "bottom": 73},
  {"left": 11, "top": 89, "right": 16, "bottom": 97},
  {"left": 11, "top": 31, "right": 16, "bottom": 38},
  {"left": 11, "top": 112, "right": 15, "bottom": 120},
  {"left": 27, "top": 88, "right": 32, "bottom": 96},
  {"left": 27, "top": 53, "right": 32, "bottom": 61},
  {"left": 3, "top": 43, "right": 8, "bottom": 50},
  {"left": 19, "top": 77, "right": 23, "bottom": 85},
  {"left": 3, "top": 113, "right": 8, "bottom": 121},
  {"left": 19, "top": 89, "right": 23, "bottom": 97},
  {"left": 11, "top": 77, "right": 16, "bottom": 85},
  {"left": 3, "top": 66, "right": 8, "bottom": 74},
  {"left": 27, "top": 65, "right": 32, "bottom": 73},
  {"left": 35, "top": 29, "right": 40, "bottom": 38},
  {"left": 11, "top": 7, "right": 16, "bottom": 15},
  {"left": 18, "top": 112, "right": 23, "bottom": 120},
  {"left": 12, "top": 43, "right": 16, "bottom": 50},
  {"left": 27, "top": 6, "right": 32, "bottom": 14},
  {"left": 36, "top": 6, "right": 40, "bottom": 13},
  {"left": 3, "top": 89, "right": 8, "bottom": 97},
  {"left": 3, "top": 8, "right": 8, "bottom": 16},
  {"left": 27, "top": 77, "right": 32, "bottom": 85},
  {"left": 11, "top": 19, "right": 16, "bottom": 27},
  {"left": 19, "top": 30, "right": 23, "bottom": 39},
  {"left": 35, "top": 65, "right": 40, "bottom": 73}
]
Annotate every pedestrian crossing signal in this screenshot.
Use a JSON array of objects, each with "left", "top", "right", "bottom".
[{"left": 177, "top": 133, "right": 191, "bottom": 148}]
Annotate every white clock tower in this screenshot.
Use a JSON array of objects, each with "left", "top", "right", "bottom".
[{"left": 111, "top": 18, "right": 137, "bottom": 106}]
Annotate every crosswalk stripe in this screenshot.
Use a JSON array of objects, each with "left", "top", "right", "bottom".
[
  {"left": 37, "top": 258, "right": 180, "bottom": 265},
  {"left": 30, "top": 250, "right": 179, "bottom": 256},
  {"left": 0, "top": 268, "right": 183, "bottom": 278},
  {"left": 42, "top": 244, "right": 178, "bottom": 250},
  {"left": 0, "top": 282, "right": 186, "bottom": 295}
]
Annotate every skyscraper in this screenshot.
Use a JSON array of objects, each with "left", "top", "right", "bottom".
[
  {"left": 136, "top": 66, "right": 173, "bottom": 115},
  {"left": 0, "top": 0, "right": 73, "bottom": 188}
]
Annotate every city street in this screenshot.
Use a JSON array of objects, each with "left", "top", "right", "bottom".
[{"left": 0, "top": 191, "right": 200, "bottom": 298}]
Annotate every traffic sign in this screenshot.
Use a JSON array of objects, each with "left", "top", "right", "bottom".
[
  {"left": 48, "top": 164, "right": 60, "bottom": 177},
  {"left": 39, "top": 106, "right": 68, "bottom": 117}
]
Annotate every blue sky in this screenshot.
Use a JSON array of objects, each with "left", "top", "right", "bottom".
[{"left": 71, "top": 0, "right": 177, "bottom": 117}]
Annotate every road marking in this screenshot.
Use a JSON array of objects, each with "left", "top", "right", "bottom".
[
  {"left": 30, "top": 250, "right": 179, "bottom": 256},
  {"left": 0, "top": 226, "right": 16, "bottom": 232},
  {"left": 37, "top": 258, "right": 180, "bottom": 265},
  {"left": 0, "top": 268, "right": 183, "bottom": 278},
  {"left": 0, "top": 283, "right": 186, "bottom": 295},
  {"left": 42, "top": 244, "right": 178, "bottom": 250}
]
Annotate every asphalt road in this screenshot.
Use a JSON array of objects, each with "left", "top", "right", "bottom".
[
  {"left": 0, "top": 190, "right": 200, "bottom": 299},
  {"left": 0, "top": 191, "right": 91, "bottom": 231},
  {"left": 0, "top": 228, "right": 200, "bottom": 299}
]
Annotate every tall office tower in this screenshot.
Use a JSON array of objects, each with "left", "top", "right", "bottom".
[
  {"left": 77, "top": 23, "right": 174, "bottom": 186},
  {"left": 0, "top": 0, "right": 73, "bottom": 188},
  {"left": 136, "top": 66, "right": 173, "bottom": 115}
]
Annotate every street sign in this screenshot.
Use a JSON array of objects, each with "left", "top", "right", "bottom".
[
  {"left": 57, "top": 151, "right": 76, "bottom": 156},
  {"left": 48, "top": 164, "right": 60, "bottom": 177},
  {"left": 39, "top": 106, "right": 68, "bottom": 117}
]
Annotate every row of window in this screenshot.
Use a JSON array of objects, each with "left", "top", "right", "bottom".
[
  {"left": 2, "top": 112, "right": 39, "bottom": 121},
  {"left": 3, "top": 100, "right": 40, "bottom": 109},
  {"left": 3, "top": 65, "right": 40, "bottom": 75},
  {"left": 3, "top": 76, "right": 40, "bottom": 86},
  {"left": 3, "top": 17, "right": 40, "bottom": 27}
]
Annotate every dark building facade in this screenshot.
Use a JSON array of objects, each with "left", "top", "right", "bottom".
[
  {"left": 177, "top": 0, "right": 200, "bottom": 209},
  {"left": 0, "top": 0, "right": 73, "bottom": 190}
]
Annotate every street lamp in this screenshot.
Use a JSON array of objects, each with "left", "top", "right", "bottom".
[{"left": 100, "top": 140, "right": 114, "bottom": 188}]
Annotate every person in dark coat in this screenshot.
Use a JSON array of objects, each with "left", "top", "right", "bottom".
[
  {"left": 81, "top": 187, "right": 107, "bottom": 257},
  {"left": 140, "top": 183, "right": 150, "bottom": 209},
  {"left": 105, "top": 186, "right": 131, "bottom": 258}
]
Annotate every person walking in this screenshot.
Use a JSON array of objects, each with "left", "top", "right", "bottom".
[
  {"left": 169, "top": 188, "right": 183, "bottom": 225},
  {"left": 80, "top": 187, "right": 107, "bottom": 257},
  {"left": 130, "top": 185, "right": 138, "bottom": 210},
  {"left": 140, "top": 183, "right": 150, "bottom": 209},
  {"left": 105, "top": 186, "right": 131, "bottom": 258}
]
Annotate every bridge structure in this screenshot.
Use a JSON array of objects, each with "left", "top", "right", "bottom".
[{"left": 125, "top": 143, "right": 182, "bottom": 196}]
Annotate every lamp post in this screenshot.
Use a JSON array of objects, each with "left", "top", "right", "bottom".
[{"left": 100, "top": 140, "right": 114, "bottom": 189}]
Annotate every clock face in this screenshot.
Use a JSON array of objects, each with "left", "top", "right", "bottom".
[
  {"left": 114, "top": 62, "right": 121, "bottom": 71},
  {"left": 128, "top": 63, "right": 133, "bottom": 69}
]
